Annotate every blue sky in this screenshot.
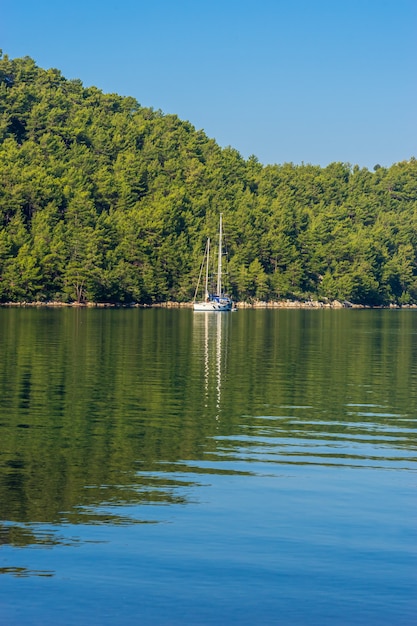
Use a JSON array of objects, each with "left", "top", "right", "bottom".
[{"left": 2, "top": 0, "right": 416, "bottom": 169}]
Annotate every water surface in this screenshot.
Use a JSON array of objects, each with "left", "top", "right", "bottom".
[{"left": 0, "top": 309, "right": 416, "bottom": 625}]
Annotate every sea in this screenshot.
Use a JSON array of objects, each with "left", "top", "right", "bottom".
[{"left": 0, "top": 308, "right": 416, "bottom": 625}]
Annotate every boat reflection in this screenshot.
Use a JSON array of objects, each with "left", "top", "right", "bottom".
[{"left": 193, "top": 312, "right": 231, "bottom": 421}]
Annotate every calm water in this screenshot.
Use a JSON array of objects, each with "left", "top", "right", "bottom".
[{"left": 0, "top": 308, "right": 416, "bottom": 625}]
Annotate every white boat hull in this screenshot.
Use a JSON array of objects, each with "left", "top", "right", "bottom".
[{"left": 193, "top": 299, "right": 232, "bottom": 312}]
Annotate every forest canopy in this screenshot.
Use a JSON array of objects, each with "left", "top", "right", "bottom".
[{"left": 0, "top": 53, "right": 416, "bottom": 306}]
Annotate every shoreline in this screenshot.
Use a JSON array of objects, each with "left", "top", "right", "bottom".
[{"left": 0, "top": 299, "right": 414, "bottom": 309}]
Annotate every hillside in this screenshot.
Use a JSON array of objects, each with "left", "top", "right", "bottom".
[{"left": 1, "top": 53, "right": 416, "bottom": 305}]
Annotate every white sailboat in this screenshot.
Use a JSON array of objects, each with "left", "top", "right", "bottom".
[{"left": 193, "top": 214, "right": 234, "bottom": 312}]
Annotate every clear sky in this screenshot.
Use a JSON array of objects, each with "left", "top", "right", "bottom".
[{"left": 2, "top": 0, "right": 416, "bottom": 169}]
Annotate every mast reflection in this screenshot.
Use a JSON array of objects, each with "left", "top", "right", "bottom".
[{"left": 193, "top": 312, "right": 230, "bottom": 421}]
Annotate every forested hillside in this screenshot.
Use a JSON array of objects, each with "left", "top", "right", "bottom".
[{"left": 1, "top": 53, "right": 416, "bottom": 305}]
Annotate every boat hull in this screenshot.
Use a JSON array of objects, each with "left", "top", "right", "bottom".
[{"left": 193, "top": 298, "right": 232, "bottom": 312}]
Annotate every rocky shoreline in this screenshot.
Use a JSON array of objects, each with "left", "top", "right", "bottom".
[{"left": 0, "top": 299, "right": 414, "bottom": 309}]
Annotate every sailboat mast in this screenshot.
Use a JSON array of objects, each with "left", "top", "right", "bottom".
[
  {"left": 205, "top": 237, "right": 210, "bottom": 300},
  {"left": 217, "top": 214, "right": 223, "bottom": 296}
]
